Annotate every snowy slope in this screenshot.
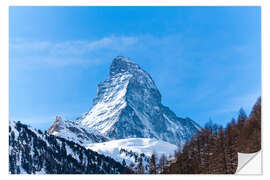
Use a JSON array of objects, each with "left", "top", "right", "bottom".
[
  {"left": 87, "top": 138, "right": 177, "bottom": 170},
  {"left": 78, "top": 72, "right": 132, "bottom": 134},
  {"left": 48, "top": 116, "right": 108, "bottom": 146},
  {"left": 77, "top": 56, "right": 201, "bottom": 145}
]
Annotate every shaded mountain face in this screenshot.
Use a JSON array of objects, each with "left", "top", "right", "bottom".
[
  {"left": 77, "top": 56, "right": 201, "bottom": 145},
  {"left": 9, "top": 121, "right": 129, "bottom": 174}
]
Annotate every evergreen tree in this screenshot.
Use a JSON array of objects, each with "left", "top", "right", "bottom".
[
  {"left": 237, "top": 108, "right": 248, "bottom": 152},
  {"left": 121, "top": 159, "right": 126, "bottom": 167},
  {"left": 136, "top": 157, "right": 144, "bottom": 174},
  {"left": 149, "top": 152, "right": 157, "bottom": 174},
  {"left": 158, "top": 154, "right": 167, "bottom": 173}
]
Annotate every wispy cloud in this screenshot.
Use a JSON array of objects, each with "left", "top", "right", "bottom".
[
  {"left": 10, "top": 36, "right": 139, "bottom": 67},
  {"left": 49, "top": 36, "right": 139, "bottom": 56},
  {"left": 10, "top": 35, "right": 187, "bottom": 69}
]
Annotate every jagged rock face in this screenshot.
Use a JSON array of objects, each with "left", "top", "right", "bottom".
[
  {"left": 48, "top": 116, "right": 65, "bottom": 133},
  {"left": 48, "top": 116, "right": 108, "bottom": 146},
  {"left": 78, "top": 56, "right": 201, "bottom": 145}
]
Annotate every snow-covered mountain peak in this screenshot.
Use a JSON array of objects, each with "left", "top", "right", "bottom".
[
  {"left": 77, "top": 56, "right": 201, "bottom": 145},
  {"left": 109, "top": 56, "right": 139, "bottom": 76},
  {"left": 109, "top": 56, "right": 157, "bottom": 89}
]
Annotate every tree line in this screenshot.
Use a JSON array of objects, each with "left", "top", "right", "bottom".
[
  {"left": 133, "top": 96, "right": 261, "bottom": 174},
  {"left": 162, "top": 97, "right": 261, "bottom": 174},
  {"left": 132, "top": 152, "right": 168, "bottom": 174}
]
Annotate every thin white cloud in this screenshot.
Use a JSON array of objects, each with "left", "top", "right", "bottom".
[
  {"left": 10, "top": 36, "right": 139, "bottom": 67},
  {"left": 11, "top": 40, "right": 51, "bottom": 53},
  {"left": 12, "top": 36, "right": 139, "bottom": 54}
]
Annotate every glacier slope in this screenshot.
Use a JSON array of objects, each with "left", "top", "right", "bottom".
[{"left": 87, "top": 138, "right": 177, "bottom": 168}]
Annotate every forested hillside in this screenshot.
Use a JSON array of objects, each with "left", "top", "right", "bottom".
[
  {"left": 163, "top": 97, "right": 261, "bottom": 174},
  {"left": 9, "top": 121, "right": 132, "bottom": 174}
]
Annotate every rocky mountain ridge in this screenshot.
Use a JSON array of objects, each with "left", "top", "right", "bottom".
[{"left": 73, "top": 56, "right": 201, "bottom": 145}]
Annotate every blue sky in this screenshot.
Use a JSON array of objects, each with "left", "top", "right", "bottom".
[{"left": 9, "top": 6, "right": 261, "bottom": 130}]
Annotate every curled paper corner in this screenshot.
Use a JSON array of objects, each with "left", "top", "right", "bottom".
[{"left": 236, "top": 150, "right": 262, "bottom": 175}]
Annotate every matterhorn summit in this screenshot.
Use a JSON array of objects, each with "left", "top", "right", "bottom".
[{"left": 76, "top": 56, "right": 201, "bottom": 145}]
